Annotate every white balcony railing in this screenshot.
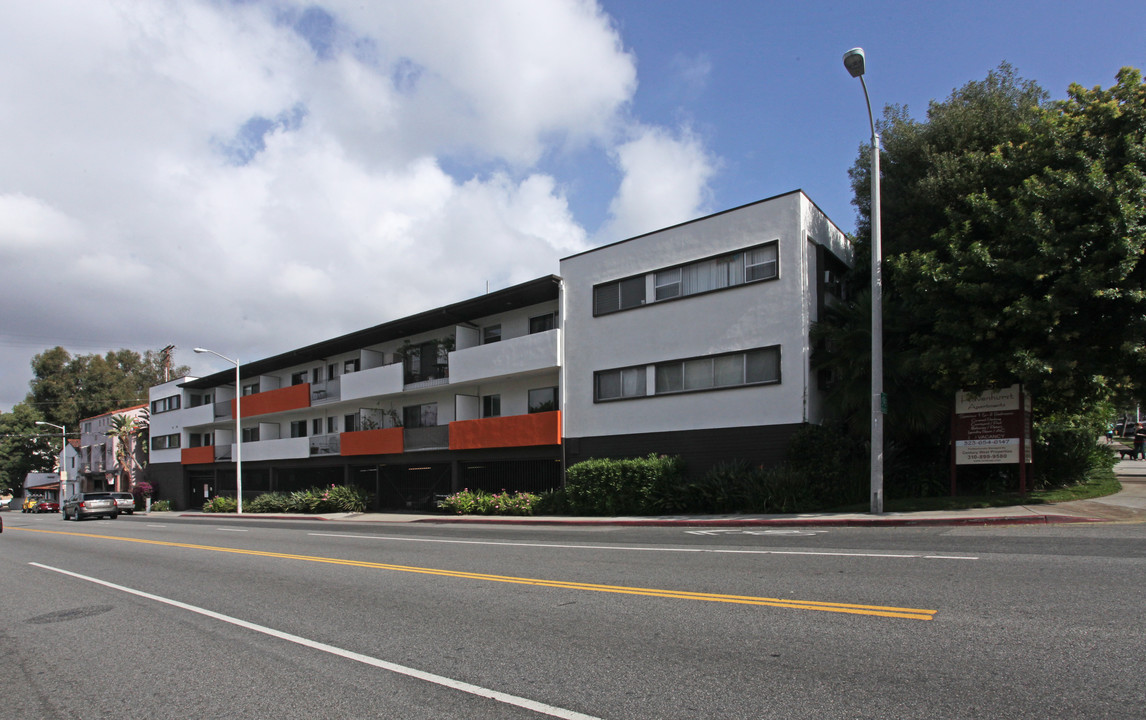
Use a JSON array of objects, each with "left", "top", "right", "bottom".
[{"left": 448, "top": 328, "right": 560, "bottom": 384}]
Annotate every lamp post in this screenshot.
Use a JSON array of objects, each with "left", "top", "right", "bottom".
[
  {"left": 194, "top": 347, "right": 243, "bottom": 514},
  {"left": 843, "top": 47, "right": 884, "bottom": 514},
  {"left": 35, "top": 421, "right": 67, "bottom": 503}
]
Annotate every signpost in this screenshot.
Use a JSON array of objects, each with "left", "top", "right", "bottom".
[{"left": 951, "top": 384, "right": 1032, "bottom": 495}]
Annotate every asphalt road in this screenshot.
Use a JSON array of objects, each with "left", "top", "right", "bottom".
[{"left": 1, "top": 512, "right": 1143, "bottom": 719}]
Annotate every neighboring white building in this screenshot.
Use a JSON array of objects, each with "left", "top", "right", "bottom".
[
  {"left": 146, "top": 191, "right": 851, "bottom": 509},
  {"left": 148, "top": 277, "right": 563, "bottom": 510},
  {"left": 77, "top": 404, "right": 148, "bottom": 493},
  {"left": 559, "top": 190, "right": 850, "bottom": 473}
]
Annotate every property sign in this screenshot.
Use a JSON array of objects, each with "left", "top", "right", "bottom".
[{"left": 953, "top": 385, "right": 1032, "bottom": 465}]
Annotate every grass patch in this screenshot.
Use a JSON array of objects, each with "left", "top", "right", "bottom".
[{"left": 831, "top": 465, "right": 1121, "bottom": 513}]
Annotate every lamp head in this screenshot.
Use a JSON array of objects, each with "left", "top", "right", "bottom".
[
  {"left": 843, "top": 48, "right": 866, "bottom": 78},
  {"left": 193, "top": 347, "right": 207, "bottom": 354}
]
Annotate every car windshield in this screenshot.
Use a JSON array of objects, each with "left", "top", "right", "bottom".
[{"left": 85, "top": 493, "right": 113, "bottom": 499}]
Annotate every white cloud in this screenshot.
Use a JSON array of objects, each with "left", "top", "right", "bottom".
[
  {"left": 0, "top": 0, "right": 717, "bottom": 410},
  {"left": 599, "top": 125, "right": 718, "bottom": 243}
]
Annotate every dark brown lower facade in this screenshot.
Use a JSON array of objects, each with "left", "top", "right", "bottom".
[{"left": 148, "top": 445, "right": 563, "bottom": 511}]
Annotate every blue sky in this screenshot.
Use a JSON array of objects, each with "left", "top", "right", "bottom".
[{"left": 0, "top": 0, "right": 1143, "bottom": 412}]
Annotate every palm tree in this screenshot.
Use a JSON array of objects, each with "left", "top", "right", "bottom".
[{"left": 106, "top": 414, "right": 142, "bottom": 492}]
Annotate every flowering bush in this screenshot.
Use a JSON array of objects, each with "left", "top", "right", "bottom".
[
  {"left": 438, "top": 489, "right": 539, "bottom": 516},
  {"left": 203, "top": 496, "right": 237, "bottom": 513}
]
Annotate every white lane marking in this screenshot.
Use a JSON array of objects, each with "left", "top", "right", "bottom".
[
  {"left": 30, "top": 563, "right": 600, "bottom": 720},
  {"left": 216, "top": 528, "right": 248, "bottom": 532},
  {"left": 145, "top": 525, "right": 168, "bottom": 528},
  {"left": 307, "top": 533, "right": 979, "bottom": 561}
]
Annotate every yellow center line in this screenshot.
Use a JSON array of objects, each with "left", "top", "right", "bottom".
[{"left": 13, "top": 527, "right": 938, "bottom": 621}]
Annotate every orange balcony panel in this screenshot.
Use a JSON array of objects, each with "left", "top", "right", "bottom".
[
  {"left": 449, "top": 411, "right": 561, "bottom": 451},
  {"left": 182, "top": 446, "right": 216, "bottom": 465},
  {"left": 233, "top": 383, "right": 311, "bottom": 418},
  {"left": 341, "top": 428, "right": 404, "bottom": 456}
]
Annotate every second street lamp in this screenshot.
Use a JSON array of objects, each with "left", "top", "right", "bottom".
[
  {"left": 194, "top": 347, "right": 243, "bottom": 514},
  {"left": 843, "top": 47, "right": 884, "bottom": 514}
]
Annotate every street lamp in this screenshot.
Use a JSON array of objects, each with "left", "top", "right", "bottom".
[
  {"left": 194, "top": 347, "right": 243, "bottom": 514},
  {"left": 35, "top": 421, "right": 67, "bottom": 503},
  {"left": 843, "top": 47, "right": 884, "bottom": 514}
]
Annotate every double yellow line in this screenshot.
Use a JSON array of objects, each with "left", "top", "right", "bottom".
[{"left": 16, "top": 528, "right": 937, "bottom": 621}]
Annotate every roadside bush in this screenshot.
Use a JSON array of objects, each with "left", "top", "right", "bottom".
[
  {"left": 564, "top": 454, "right": 685, "bottom": 515},
  {"left": 151, "top": 499, "right": 171, "bottom": 512},
  {"left": 1034, "top": 426, "right": 1115, "bottom": 489},
  {"left": 245, "top": 492, "right": 291, "bottom": 513},
  {"left": 438, "top": 489, "right": 538, "bottom": 516},
  {"left": 203, "top": 496, "right": 237, "bottom": 513},
  {"left": 326, "top": 484, "right": 371, "bottom": 513},
  {"left": 132, "top": 481, "right": 154, "bottom": 509}
]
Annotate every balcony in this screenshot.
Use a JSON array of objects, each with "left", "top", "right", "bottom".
[
  {"left": 309, "top": 435, "right": 341, "bottom": 456},
  {"left": 404, "top": 425, "right": 449, "bottom": 452},
  {"left": 449, "top": 329, "right": 560, "bottom": 384},
  {"left": 235, "top": 384, "right": 312, "bottom": 419},
  {"left": 310, "top": 378, "right": 341, "bottom": 404},
  {"left": 240, "top": 436, "right": 310, "bottom": 462},
  {"left": 449, "top": 411, "right": 561, "bottom": 450},
  {"left": 340, "top": 427, "right": 404, "bottom": 456},
  {"left": 341, "top": 363, "right": 404, "bottom": 403},
  {"left": 181, "top": 446, "right": 216, "bottom": 465}
]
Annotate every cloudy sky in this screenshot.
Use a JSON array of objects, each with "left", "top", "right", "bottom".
[{"left": 2, "top": 0, "right": 1144, "bottom": 411}]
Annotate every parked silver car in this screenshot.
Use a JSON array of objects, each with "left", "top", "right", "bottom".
[
  {"left": 62, "top": 492, "right": 119, "bottom": 521},
  {"left": 109, "top": 492, "right": 135, "bottom": 515}
]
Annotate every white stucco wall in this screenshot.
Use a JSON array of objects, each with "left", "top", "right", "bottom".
[{"left": 559, "top": 191, "right": 849, "bottom": 439}]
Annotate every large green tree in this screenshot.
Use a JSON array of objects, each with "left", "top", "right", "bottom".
[
  {"left": 817, "top": 65, "right": 1146, "bottom": 490},
  {"left": 26, "top": 347, "right": 188, "bottom": 431},
  {"left": 0, "top": 402, "right": 53, "bottom": 495}
]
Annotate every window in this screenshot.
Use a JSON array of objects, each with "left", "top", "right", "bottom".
[
  {"left": 242, "top": 382, "right": 260, "bottom": 396},
  {"left": 241, "top": 427, "right": 260, "bottom": 442},
  {"left": 291, "top": 371, "right": 307, "bottom": 386},
  {"left": 528, "top": 387, "right": 558, "bottom": 413},
  {"left": 529, "top": 313, "right": 556, "bottom": 333},
  {"left": 595, "top": 367, "right": 646, "bottom": 401},
  {"left": 312, "top": 419, "right": 323, "bottom": 436},
  {"left": 596, "top": 242, "right": 779, "bottom": 315},
  {"left": 326, "top": 417, "right": 338, "bottom": 434},
  {"left": 151, "top": 395, "right": 181, "bottom": 413},
  {"left": 311, "top": 367, "right": 323, "bottom": 384},
  {"left": 151, "top": 434, "right": 180, "bottom": 451},
  {"left": 344, "top": 358, "right": 360, "bottom": 374},
  {"left": 746, "top": 244, "right": 779, "bottom": 281},
  {"left": 482, "top": 394, "right": 501, "bottom": 418},
  {"left": 403, "top": 403, "right": 438, "bottom": 429},
  {"left": 189, "top": 433, "right": 211, "bottom": 448},
  {"left": 188, "top": 393, "right": 210, "bottom": 408},
  {"left": 483, "top": 325, "right": 502, "bottom": 344},
  {"left": 290, "top": 420, "right": 308, "bottom": 438},
  {"left": 344, "top": 414, "right": 359, "bottom": 433},
  {"left": 328, "top": 363, "right": 338, "bottom": 380},
  {"left": 654, "top": 347, "right": 780, "bottom": 396},
  {"left": 83, "top": 422, "right": 92, "bottom": 433},
  {"left": 593, "top": 276, "right": 646, "bottom": 315},
  {"left": 654, "top": 268, "right": 681, "bottom": 300}
]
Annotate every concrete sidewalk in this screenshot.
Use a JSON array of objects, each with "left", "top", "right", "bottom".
[{"left": 172, "top": 458, "right": 1146, "bottom": 528}]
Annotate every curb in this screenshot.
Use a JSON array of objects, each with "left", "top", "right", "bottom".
[{"left": 415, "top": 514, "right": 1106, "bottom": 527}]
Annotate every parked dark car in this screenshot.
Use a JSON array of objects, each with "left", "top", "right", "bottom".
[
  {"left": 33, "top": 500, "right": 59, "bottom": 513},
  {"left": 109, "top": 492, "right": 135, "bottom": 515},
  {"left": 62, "top": 492, "right": 119, "bottom": 521}
]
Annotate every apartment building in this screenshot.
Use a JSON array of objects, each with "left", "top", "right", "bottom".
[
  {"left": 77, "top": 404, "right": 148, "bottom": 493},
  {"left": 147, "top": 190, "right": 850, "bottom": 510},
  {"left": 147, "top": 277, "right": 563, "bottom": 510}
]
